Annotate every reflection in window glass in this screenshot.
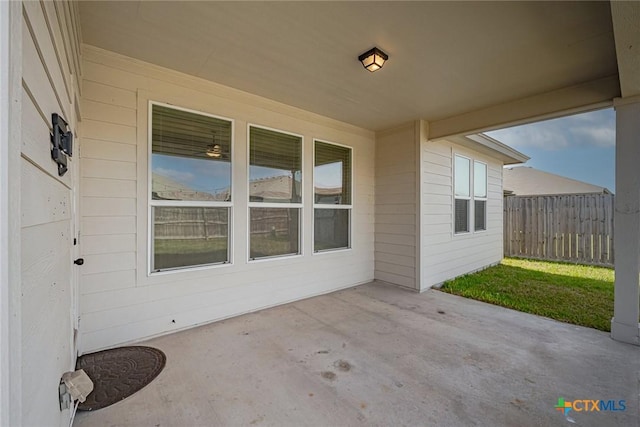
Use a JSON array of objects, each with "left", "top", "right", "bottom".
[
  {"left": 150, "top": 104, "right": 232, "bottom": 273},
  {"left": 474, "top": 162, "right": 487, "bottom": 198},
  {"left": 152, "top": 105, "right": 232, "bottom": 202},
  {"left": 314, "top": 140, "right": 352, "bottom": 253},
  {"left": 249, "top": 208, "right": 300, "bottom": 259},
  {"left": 314, "top": 142, "right": 351, "bottom": 205},
  {"left": 454, "top": 155, "right": 470, "bottom": 197},
  {"left": 314, "top": 209, "right": 349, "bottom": 251},
  {"left": 152, "top": 206, "right": 229, "bottom": 271},
  {"left": 249, "top": 127, "right": 302, "bottom": 203}
]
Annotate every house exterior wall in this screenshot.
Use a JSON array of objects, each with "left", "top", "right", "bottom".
[
  {"left": 19, "top": 1, "right": 82, "bottom": 425},
  {"left": 78, "top": 46, "right": 375, "bottom": 353},
  {"left": 374, "top": 123, "right": 420, "bottom": 290},
  {"left": 420, "top": 139, "right": 504, "bottom": 290}
]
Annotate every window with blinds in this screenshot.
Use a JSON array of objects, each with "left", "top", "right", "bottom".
[
  {"left": 454, "top": 155, "right": 489, "bottom": 235},
  {"left": 149, "top": 103, "right": 233, "bottom": 272},
  {"left": 152, "top": 104, "right": 231, "bottom": 202},
  {"left": 314, "top": 141, "right": 352, "bottom": 252},
  {"left": 249, "top": 126, "right": 302, "bottom": 259}
]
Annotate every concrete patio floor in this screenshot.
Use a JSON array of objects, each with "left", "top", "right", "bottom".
[{"left": 74, "top": 281, "right": 639, "bottom": 427}]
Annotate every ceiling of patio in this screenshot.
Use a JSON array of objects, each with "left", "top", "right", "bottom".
[{"left": 79, "top": 1, "right": 619, "bottom": 132}]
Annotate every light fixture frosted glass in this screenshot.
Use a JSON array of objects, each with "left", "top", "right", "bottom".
[{"left": 358, "top": 47, "right": 388, "bottom": 72}]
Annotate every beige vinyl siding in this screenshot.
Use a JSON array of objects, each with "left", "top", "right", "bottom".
[
  {"left": 421, "top": 139, "right": 503, "bottom": 289},
  {"left": 79, "top": 46, "right": 375, "bottom": 353},
  {"left": 20, "top": 1, "right": 82, "bottom": 426},
  {"left": 374, "top": 123, "right": 419, "bottom": 290}
]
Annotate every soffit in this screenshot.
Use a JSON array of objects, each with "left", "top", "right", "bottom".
[
  {"left": 611, "top": 1, "right": 640, "bottom": 97},
  {"left": 79, "top": 1, "right": 618, "bottom": 132}
]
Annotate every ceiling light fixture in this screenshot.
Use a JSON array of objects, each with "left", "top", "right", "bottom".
[
  {"left": 206, "top": 143, "right": 222, "bottom": 158},
  {"left": 358, "top": 47, "right": 388, "bottom": 72},
  {"left": 206, "top": 132, "right": 223, "bottom": 158}
]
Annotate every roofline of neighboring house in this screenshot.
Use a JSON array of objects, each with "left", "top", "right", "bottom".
[
  {"left": 504, "top": 190, "right": 614, "bottom": 197},
  {"left": 504, "top": 166, "right": 614, "bottom": 195}
]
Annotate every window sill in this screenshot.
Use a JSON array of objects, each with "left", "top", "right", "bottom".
[
  {"left": 148, "top": 261, "right": 233, "bottom": 277},
  {"left": 454, "top": 229, "right": 489, "bottom": 237},
  {"left": 313, "top": 247, "right": 352, "bottom": 255},
  {"left": 248, "top": 253, "right": 303, "bottom": 264}
]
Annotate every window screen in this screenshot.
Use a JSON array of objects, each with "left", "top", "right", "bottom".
[
  {"left": 474, "top": 161, "right": 487, "bottom": 231},
  {"left": 249, "top": 208, "right": 300, "bottom": 259},
  {"left": 153, "top": 207, "right": 229, "bottom": 270},
  {"left": 474, "top": 200, "right": 486, "bottom": 231},
  {"left": 314, "top": 208, "right": 349, "bottom": 251},
  {"left": 455, "top": 199, "right": 469, "bottom": 233}
]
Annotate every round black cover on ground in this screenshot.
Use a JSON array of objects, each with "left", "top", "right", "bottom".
[{"left": 76, "top": 346, "right": 166, "bottom": 411}]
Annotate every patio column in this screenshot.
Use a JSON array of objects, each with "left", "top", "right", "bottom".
[{"left": 611, "top": 97, "right": 640, "bottom": 346}]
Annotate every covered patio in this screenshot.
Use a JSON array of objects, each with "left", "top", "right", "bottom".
[
  {"left": 74, "top": 282, "right": 638, "bottom": 427},
  {"left": 2, "top": 2, "right": 640, "bottom": 425}
]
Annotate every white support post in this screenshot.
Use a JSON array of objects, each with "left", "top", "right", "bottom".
[{"left": 611, "top": 97, "right": 640, "bottom": 346}]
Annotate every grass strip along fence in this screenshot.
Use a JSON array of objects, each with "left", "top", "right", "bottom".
[{"left": 439, "top": 258, "right": 614, "bottom": 332}]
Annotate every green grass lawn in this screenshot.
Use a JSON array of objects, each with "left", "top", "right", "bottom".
[{"left": 439, "top": 258, "right": 615, "bottom": 332}]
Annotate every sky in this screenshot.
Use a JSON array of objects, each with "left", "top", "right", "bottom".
[
  {"left": 153, "top": 154, "right": 231, "bottom": 195},
  {"left": 153, "top": 108, "right": 616, "bottom": 195},
  {"left": 486, "top": 108, "right": 616, "bottom": 192},
  {"left": 152, "top": 154, "right": 341, "bottom": 197}
]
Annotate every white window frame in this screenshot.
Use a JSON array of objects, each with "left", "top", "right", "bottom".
[
  {"left": 453, "top": 154, "right": 490, "bottom": 236},
  {"left": 473, "top": 160, "right": 488, "bottom": 232},
  {"left": 312, "top": 139, "right": 353, "bottom": 254},
  {"left": 247, "top": 124, "right": 304, "bottom": 262},
  {"left": 453, "top": 154, "right": 471, "bottom": 235},
  {"left": 147, "top": 101, "right": 234, "bottom": 275}
]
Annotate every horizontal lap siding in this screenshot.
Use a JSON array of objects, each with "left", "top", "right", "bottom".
[
  {"left": 21, "top": 2, "right": 81, "bottom": 426},
  {"left": 79, "top": 47, "right": 375, "bottom": 352},
  {"left": 80, "top": 265, "right": 374, "bottom": 350},
  {"left": 421, "top": 140, "right": 503, "bottom": 289},
  {"left": 374, "top": 124, "right": 418, "bottom": 289},
  {"left": 79, "top": 54, "right": 137, "bottom": 313}
]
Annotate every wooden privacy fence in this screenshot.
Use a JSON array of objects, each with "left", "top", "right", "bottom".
[
  {"left": 504, "top": 193, "right": 614, "bottom": 266},
  {"left": 155, "top": 207, "right": 296, "bottom": 239},
  {"left": 250, "top": 208, "right": 296, "bottom": 237},
  {"left": 154, "top": 207, "right": 228, "bottom": 240}
]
